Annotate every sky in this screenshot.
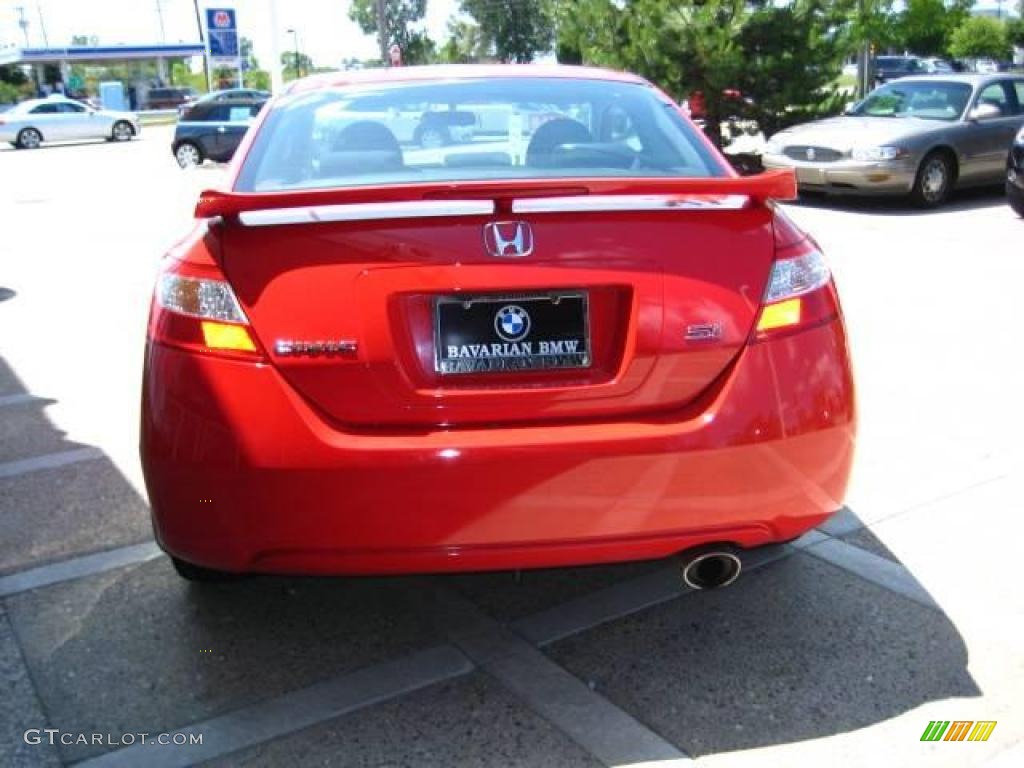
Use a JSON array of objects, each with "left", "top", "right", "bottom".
[
  {"left": 0, "top": 0, "right": 461, "bottom": 67},
  {"left": 0, "top": 0, "right": 1018, "bottom": 71}
]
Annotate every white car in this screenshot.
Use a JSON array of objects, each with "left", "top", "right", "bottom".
[{"left": 0, "top": 96, "right": 140, "bottom": 149}]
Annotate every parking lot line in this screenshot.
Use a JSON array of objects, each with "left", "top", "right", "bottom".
[
  {"left": 74, "top": 644, "right": 475, "bottom": 768},
  {"left": 430, "top": 586, "right": 691, "bottom": 766},
  {"left": 0, "top": 446, "right": 104, "bottom": 480},
  {"left": 0, "top": 541, "right": 162, "bottom": 598},
  {"left": 0, "top": 394, "right": 44, "bottom": 408},
  {"left": 486, "top": 643, "right": 692, "bottom": 766},
  {"left": 514, "top": 543, "right": 794, "bottom": 647},
  {"left": 803, "top": 537, "right": 938, "bottom": 609}
]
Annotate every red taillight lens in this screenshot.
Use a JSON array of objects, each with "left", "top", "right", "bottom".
[
  {"left": 753, "top": 209, "right": 840, "bottom": 341},
  {"left": 148, "top": 259, "right": 264, "bottom": 360}
]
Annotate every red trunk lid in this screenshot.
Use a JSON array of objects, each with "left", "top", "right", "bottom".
[{"left": 218, "top": 198, "right": 774, "bottom": 428}]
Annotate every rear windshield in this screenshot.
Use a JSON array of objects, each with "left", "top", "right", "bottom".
[{"left": 235, "top": 77, "right": 724, "bottom": 192}]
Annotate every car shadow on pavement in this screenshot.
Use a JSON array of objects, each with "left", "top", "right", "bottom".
[
  {"left": 791, "top": 184, "right": 1007, "bottom": 216},
  {"left": 0, "top": 344, "right": 983, "bottom": 764}
]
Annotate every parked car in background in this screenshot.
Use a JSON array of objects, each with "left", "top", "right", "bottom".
[
  {"left": 178, "top": 88, "right": 272, "bottom": 117},
  {"left": 172, "top": 97, "right": 266, "bottom": 167},
  {"left": 763, "top": 74, "right": 1024, "bottom": 207},
  {"left": 317, "top": 94, "right": 476, "bottom": 148},
  {"left": 0, "top": 96, "right": 138, "bottom": 148},
  {"left": 1008, "top": 124, "right": 1024, "bottom": 216},
  {"left": 145, "top": 87, "right": 198, "bottom": 111},
  {"left": 873, "top": 55, "right": 925, "bottom": 85},
  {"left": 921, "top": 57, "right": 955, "bottom": 74},
  {"left": 974, "top": 59, "right": 999, "bottom": 74}
]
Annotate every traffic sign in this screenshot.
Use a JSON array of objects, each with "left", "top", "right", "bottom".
[{"left": 205, "top": 7, "right": 239, "bottom": 62}]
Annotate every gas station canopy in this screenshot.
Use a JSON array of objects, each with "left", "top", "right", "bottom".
[{"left": 0, "top": 43, "right": 205, "bottom": 67}]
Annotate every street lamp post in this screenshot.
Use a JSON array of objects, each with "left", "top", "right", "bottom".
[{"left": 286, "top": 28, "right": 301, "bottom": 80}]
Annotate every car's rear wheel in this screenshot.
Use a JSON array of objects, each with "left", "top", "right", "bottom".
[
  {"left": 911, "top": 150, "right": 954, "bottom": 208},
  {"left": 16, "top": 127, "right": 42, "bottom": 149},
  {"left": 171, "top": 556, "right": 240, "bottom": 583},
  {"left": 175, "top": 141, "right": 203, "bottom": 168},
  {"left": 112, "top": 120, "right": 134, "bottom": 142},
  {"left": 1008, "top": 181, "right": 1024, "bottom": 218}
]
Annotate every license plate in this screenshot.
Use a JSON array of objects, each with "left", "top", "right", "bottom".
[{"left": 435, "top": 292, "right": 591, "bottom": 375}]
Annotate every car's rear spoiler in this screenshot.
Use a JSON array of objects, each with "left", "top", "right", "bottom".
[{"left": 195, "top": 169, "right": 797, "bottom": 220}]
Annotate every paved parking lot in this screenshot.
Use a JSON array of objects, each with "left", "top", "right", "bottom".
[{"left": 1, "top": 128, "right": 1022, "bottom": 767}]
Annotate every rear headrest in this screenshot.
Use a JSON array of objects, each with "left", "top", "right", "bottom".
[
  {"left": 333, "top": 120, "right": 402, "bottom": 155},
  {"left": 526, "top": 118, "right": 593, "bottom": 168}
]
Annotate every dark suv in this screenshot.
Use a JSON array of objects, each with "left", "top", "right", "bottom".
[
  {"left": 145, "top": 87, "right": 198, "bottom": 110},
  {"left": 172, "top": 98, "right": 266, "bottom": 167},
  {"left": 873, "top": 56, "right": 925, "bottom": 85}
]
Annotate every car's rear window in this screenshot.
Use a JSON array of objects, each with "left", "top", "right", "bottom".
[{"left": 235, "top": 77, "right": 723, "bottom": 192}]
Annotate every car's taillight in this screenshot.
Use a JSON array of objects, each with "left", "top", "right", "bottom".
[
  {"left": 148, "top": 258, "right": 264, "bottom": 360},
  {"left": 753, "top": 209, "right": 840, "bottom": 341}
]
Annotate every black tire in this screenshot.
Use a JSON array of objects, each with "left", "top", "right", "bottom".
[
  {"left": 911, "top": 150, "right": 955, "bottom": 208},
  {"left": 171, "top": 556, "right": 240, "bottom": 583},
  {"left": 1008, "top": 181, "right": 1024, "bottom": 218},
  {"left": 174, "top": 141, "right": 204, "bottom": 168},
  {"left": 16, "top": 127, "right": 42, "bottom": 149},
  {"left": 111, "top": 120, "right": 134, "bottom": 142},
  {"left": 416, "top": 125, "right": 449, "bottom": 149}
]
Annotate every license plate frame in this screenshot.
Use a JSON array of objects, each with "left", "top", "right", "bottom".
[{"left": 434, "top": 291, "right": 591, "bottom": 375}]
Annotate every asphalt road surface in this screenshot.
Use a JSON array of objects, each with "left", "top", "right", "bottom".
[{"left": 1, "top": 128, "right": 1022, "bottom": 767}]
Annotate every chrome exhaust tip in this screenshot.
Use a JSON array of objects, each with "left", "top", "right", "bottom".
[{"left": 680, "top": 548, "right": 742, "bottom": 590}]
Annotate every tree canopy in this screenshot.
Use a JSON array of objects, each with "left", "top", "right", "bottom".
[
  {"left": 460, "top": 0, "right": 555, "bottom": 63},
  {"left": 948, "top": 16, "right": 1012, "bottom": 60}
]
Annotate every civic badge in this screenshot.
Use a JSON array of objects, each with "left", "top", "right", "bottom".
[{"left": 484, "top": 221, "right": 534, "bottom": 258}]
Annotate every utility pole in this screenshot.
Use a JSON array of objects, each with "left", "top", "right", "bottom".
[
  {"left": 267, "top": 0, "right": 283, "bottom": 94},
  {"left": 375, "top": 0, "right": 388, "bottom": 62},
  {"left": 35, "top": 2, "right": 49, "bottom": 46},
  {"left": 155, "top": 0, "right": 167, "bottom": 42},
  {"left": 192, "top": 0, "right": 211, "bottom": 92},
  {"left": 16, "top": 6, "right": 30, "bottom": 46}
]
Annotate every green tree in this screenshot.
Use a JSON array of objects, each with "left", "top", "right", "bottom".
[
  {"left": 556, "top": 0, "right": 848, "bottom": 144},
  {"left": 281, "top": 51, "right": 314, "bottom": 81},
  {"left": 948, "top": 16, "right": 1011, "bottom": 59},
  {"left": 438, "top": 19, "right": 489, "bottom": 63},
  {"left": 894, "top": 0, "right": 973, "bottom": 56},
  {"left": 1007, "top": 17, "right": 1024, "bottom": 48},
  {"left": 349, "top": 0, "right": 435, "bottom": 64},
  {"left": 461, "top": 0, "right": 555, "bottom": 62}
]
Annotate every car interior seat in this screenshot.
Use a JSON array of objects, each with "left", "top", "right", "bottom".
[
  {"left": 318, "top": 120, "right": 403, "bottom": 177},
  {"left": 525, "top": 118, "right": 593, "bottom": 168}
]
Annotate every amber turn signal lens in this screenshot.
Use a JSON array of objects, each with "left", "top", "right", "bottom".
[
  {"left": 201, "top": 321, "right": 257, "bottom": 352},
  {"left": 756, "top": 298, "right": 802, "bottom": 332}
]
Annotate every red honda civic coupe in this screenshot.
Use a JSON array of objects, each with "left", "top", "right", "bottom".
[{"left": 141, "top": 65, "right": 855, "bottom": 584}]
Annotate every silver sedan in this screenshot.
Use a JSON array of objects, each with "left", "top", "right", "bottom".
[
  {"left": 762, "top": 74, "right": 1024, "bottom": 207},
  {"left": 0, "top": 97, "right": 140, "bottom": 149}
]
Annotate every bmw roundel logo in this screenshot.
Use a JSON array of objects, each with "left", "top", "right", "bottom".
[{"left": 494, "top": 305, "right": 531, "bottom": 342}]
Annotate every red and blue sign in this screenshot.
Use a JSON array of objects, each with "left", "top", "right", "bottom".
[{"left": 205, "top": 8, "right": 238, "bottom": 60}]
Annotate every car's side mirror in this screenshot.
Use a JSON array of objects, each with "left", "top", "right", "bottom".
[{"left": 969, "top": 103, "right": 1001, "bottom": 122}]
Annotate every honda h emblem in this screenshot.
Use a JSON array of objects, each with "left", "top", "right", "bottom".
[{"left": 483, "top": 221, "right": 534, "bottom": 258}]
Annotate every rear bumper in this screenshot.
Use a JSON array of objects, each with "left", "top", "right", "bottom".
[{"left": 141, "top": 319, "right": 856, "bottom": 575}]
